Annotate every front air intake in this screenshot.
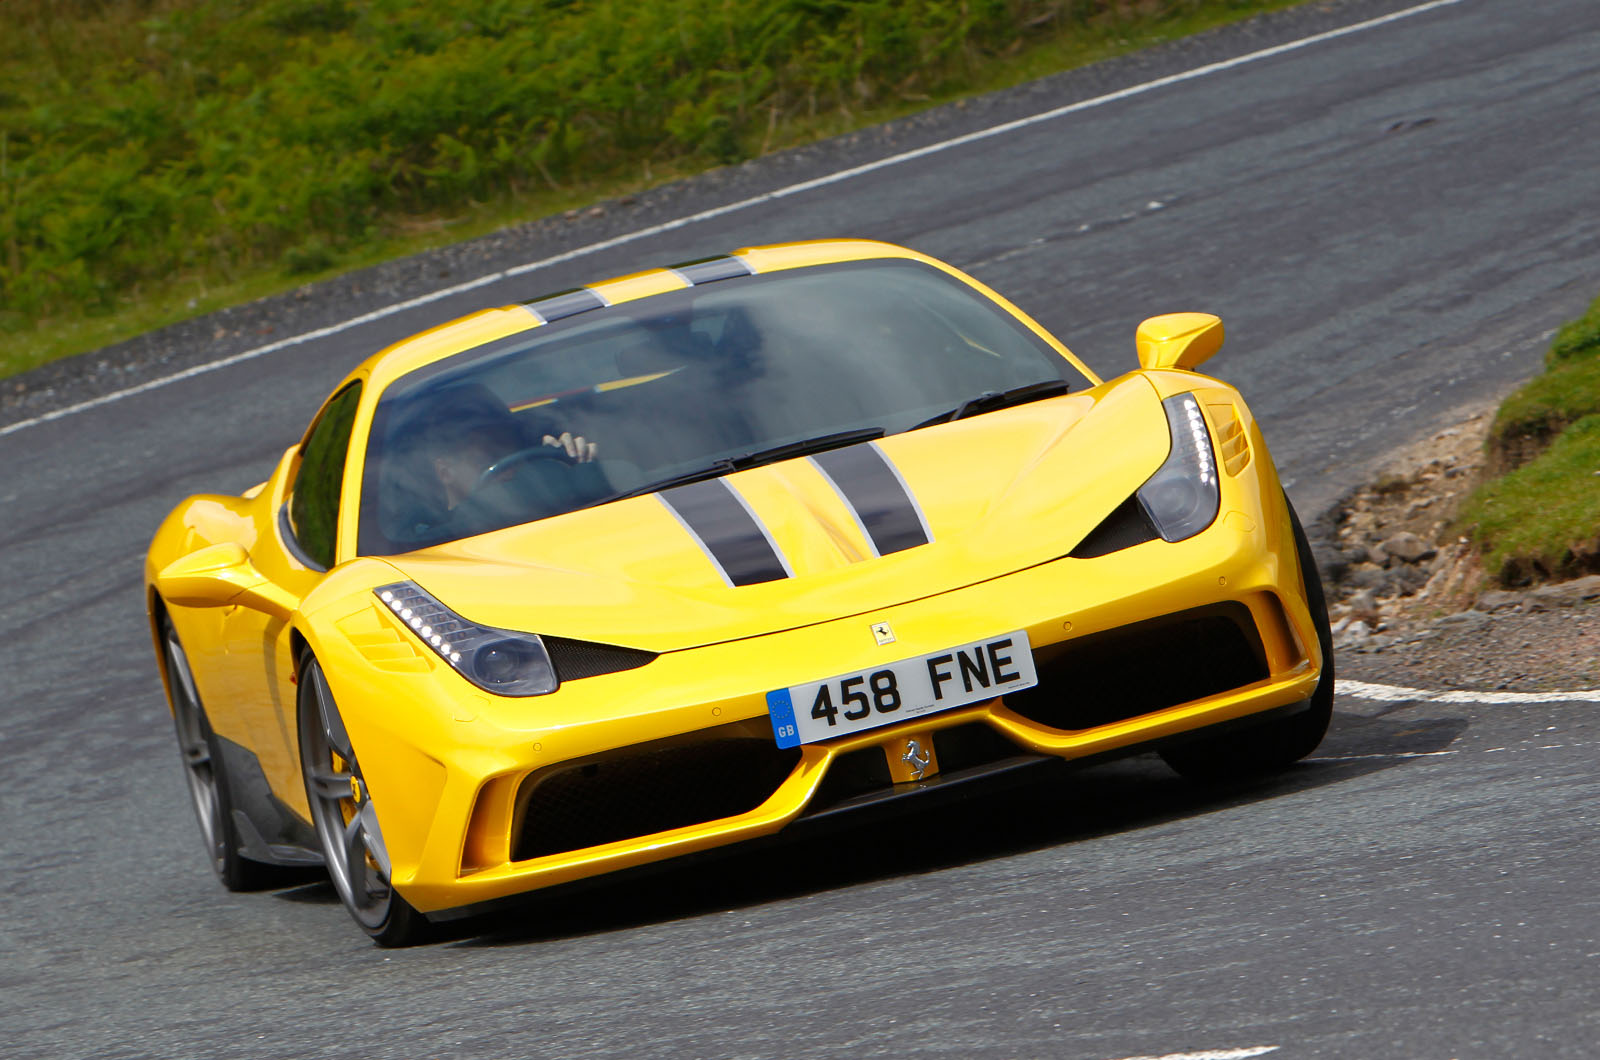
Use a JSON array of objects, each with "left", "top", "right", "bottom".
[
  {"left": 512, "top": 730, "right": 800, "bottom": 860},
  {"left": 1005, "top": 602, "right": 1269, "bottom": 730}
]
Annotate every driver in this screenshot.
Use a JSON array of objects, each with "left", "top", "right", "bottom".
[{"left": 412, "top": 384, "right": 598, "bottom": 513}]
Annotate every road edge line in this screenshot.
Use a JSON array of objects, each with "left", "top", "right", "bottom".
[{"left": 1338, "top": 678, "right": 1600, "bottom": 704}]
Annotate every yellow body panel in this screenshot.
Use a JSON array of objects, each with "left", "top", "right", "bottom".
[
  {"left": 1135, "top": 312, "right": 1225, "bottom": 371},
  {"left": 588, "top": 267, "right": 692, "bottom": 305},
  {"left": 146, "top": 238, "right": 1325, "bottom": 921}
]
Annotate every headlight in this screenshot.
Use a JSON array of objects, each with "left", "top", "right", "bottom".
[
  {"left": 375, "top": 582, "right": 558, "bottom": 697},
  {"left": 1136, "top": 393, "right": 1219, "bottom": 542}
]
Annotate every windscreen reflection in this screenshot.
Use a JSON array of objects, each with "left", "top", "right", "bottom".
[{"left": 359, "top": 259, "right": 1074, "bottom": 554}]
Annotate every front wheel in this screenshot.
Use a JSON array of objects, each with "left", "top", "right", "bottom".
[
  {"left": 297, "top": 655, "right": 431, "bottom": 946},
  {"left": 1160, "top": 496, "right": 1334, "bottom": 782}
]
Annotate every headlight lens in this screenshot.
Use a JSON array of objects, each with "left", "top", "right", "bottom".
[
  {"left": 1137, "top": 392, "right": 1220, "bottom": 542},
  {"left": 375, "top": 582, "right": 558, "bottom": 696}
]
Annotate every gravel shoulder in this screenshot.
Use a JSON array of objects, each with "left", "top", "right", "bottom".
[{"left": 1317, "top": 402, "right": 1600, "bottom": 693}]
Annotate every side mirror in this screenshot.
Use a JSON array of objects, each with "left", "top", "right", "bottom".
[
  {"left": 1136, "top": 313, "right": 1224, "bottom": 371},
  {"left": 156, "top": 542, "right": 297, "bottom": 620}
]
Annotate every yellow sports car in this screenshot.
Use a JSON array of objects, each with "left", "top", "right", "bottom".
[{"left": 147, "top": 239, "right": 1332, "bottom": 945}]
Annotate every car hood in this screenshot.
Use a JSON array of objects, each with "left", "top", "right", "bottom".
[{"left": 383, "top": 374, "right": 1170, "bottom": 652}]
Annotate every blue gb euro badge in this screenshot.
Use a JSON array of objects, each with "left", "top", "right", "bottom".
[{"left": 766, "top": 688, "right": 800, "bottom": 748}]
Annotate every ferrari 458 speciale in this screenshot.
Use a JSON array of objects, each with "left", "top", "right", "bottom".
[{"left": 147, "top": 239, "right": 1332, "bottom": 944}]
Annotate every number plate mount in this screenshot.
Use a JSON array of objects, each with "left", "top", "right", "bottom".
[{"left": 766, "top": 631, "right": 1037, "bottom": 748}]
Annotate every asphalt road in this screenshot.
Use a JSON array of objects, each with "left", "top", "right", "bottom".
[{"left": 3, "top": 0, "right": 1599, "bottom": 1056}]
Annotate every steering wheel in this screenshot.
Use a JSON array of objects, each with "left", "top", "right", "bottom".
[{"left": 473, "top": 444, "right": 575, "bottom": 492}]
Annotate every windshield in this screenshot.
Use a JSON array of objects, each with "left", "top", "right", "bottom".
[{"left": 358, "top": 258, "right": 1076, "bottom": 555}]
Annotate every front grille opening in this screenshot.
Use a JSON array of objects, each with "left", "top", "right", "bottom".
[
  {"left": 802, "top": 724, "right": 1028, "bottom": 817},
  {"left": 512, "top": 729, "right": 800, "bottom": 861},
  {"left": 1005, "top": 602, "right": 1269, "bottom": 731},
  {"left": 932, "top": 722, "right": 1024, "bottom": 773},
  {"left": 807, "top": 745, "right": 893, "bottom": 813}
]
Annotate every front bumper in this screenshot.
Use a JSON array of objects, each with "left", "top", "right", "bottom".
[{"left": 314, "top": 479, "right": 1321, "bottom": 916}]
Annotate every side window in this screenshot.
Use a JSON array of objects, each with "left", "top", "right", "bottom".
[{"left": 289, "top": 384, "right": 362, "bottom": 569}]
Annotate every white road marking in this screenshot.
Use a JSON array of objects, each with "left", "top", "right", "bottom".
[
  {"left": 1108, "top": 1047, "right": 1280, "bottom": 1060},
  {"left": 0, "top": 0, "right": 1466, "bottom": 441},
  {"left": 1337, "top": 679, "right": 1600, "bottom": 705},
  {"left": 1308, "top": 749, "right": 1459, "bottom": 762}
]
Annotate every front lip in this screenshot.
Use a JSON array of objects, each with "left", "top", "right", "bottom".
[
  {"left": 425, "top": 749, "right": 1070, "bottom": 924},
  {"left": 411, "top": 666, "right": 1317, "bottom": 916},
  {"left": 427, "top": 691, "right": 1324, "bottom": 926}
]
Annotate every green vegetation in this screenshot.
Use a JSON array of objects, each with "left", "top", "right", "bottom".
[
  {"left": 1460, "top": 292, "right": 1600, "bottom": 584},
  {"left": 1484, "top": 293, "right": 1600, "bottom": 469},
  {"left": 1, "top": 0, "right": 1302, "bottom": 379}
]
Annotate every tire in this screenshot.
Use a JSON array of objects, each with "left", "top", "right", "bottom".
[
  {"left": 296, "top": 654, "right": 431, "bottom": 947},
  {"left": 1160, "top": 495, "right": 1335, "bottom": 782},
  {"left": 160, "top": 616, "right": 277, "bottom": 891}
]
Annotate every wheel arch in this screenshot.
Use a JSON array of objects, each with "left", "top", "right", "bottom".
[
  {"left": 148, "top": 590, "right": 178, "bottom": 716},
  {"left": 289, "top": 627, "right": 313, "bottom": 676}
]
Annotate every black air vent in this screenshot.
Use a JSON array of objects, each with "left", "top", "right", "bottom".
[
  {"left": 543, "top": 637, "right": 656, "bottom": 682},
  {"left": 1070, "top": 495, "right": 1159, "bottom": 558}
]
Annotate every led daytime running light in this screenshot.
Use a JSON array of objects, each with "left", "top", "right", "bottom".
[
  {"left": 375, "top": 582, "right": 557, "bottom": 696},
  {"left": 1136, "top": 392, "right": 1221, "bottom": 543}
]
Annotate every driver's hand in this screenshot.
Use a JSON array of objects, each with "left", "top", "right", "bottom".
[{"left": 543, "top": 432, "right": 598, "bottom": 463}]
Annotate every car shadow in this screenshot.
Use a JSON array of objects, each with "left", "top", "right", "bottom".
[
  {"left": 271, "top": 877, "right": 340, "bottom": 905},
  {"left": 444, "top": 709, "right": 1468, "bottom": 949}
]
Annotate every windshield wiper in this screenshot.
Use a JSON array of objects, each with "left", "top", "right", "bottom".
[
  {"left": 727, "top": 427, "right": 885, "bottom": 470},
  {"left": 914, "top": 379, "right": 1071, "bottom": 429},
  {"left": 600, "top": 459, "right": 739, "bottom": 503},
  {"left": 593, "top": 428, "right": 886, "bottom": 506}
]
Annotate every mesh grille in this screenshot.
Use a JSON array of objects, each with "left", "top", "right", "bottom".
[
  {"left": 544, "top": 636, "right": 656, "bottom": 681},
  {"left": 513, "top": 735, "right": 800, "bottom": 860},
  {"left": 1005, "top": 603, "right": 1268, "bottom": 731}
]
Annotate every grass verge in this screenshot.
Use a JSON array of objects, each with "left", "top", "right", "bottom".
[
  {"left": 1458, "top": 292, "right": 1600, "bottom": 584},
  {"left": 1, "top": 0, "right": 1306, "bottom": 382}
]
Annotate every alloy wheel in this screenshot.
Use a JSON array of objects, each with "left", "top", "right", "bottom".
[
  {"left": 298, "top": 659, "right": 396, "bottom": 931},
  {"left": 163, "top": 627, "right": 229, "bottom": 878}
]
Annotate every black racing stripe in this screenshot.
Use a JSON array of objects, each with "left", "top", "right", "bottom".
[
  {"left": 811, "top": 443, "right": 931, "bottom": 556},
  {"left": 526, "top": 287, "right": 607, "bottom": 322},
  {"left": 669, "top": 255, "right": 754, "bottom": 285},
  {"left": 659, "top": 479, "right": 790, "bottom": 587}
]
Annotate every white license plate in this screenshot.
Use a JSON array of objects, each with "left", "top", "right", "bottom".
[{"left": 767, "top": 631, "right": 1037, "bottom": 748}]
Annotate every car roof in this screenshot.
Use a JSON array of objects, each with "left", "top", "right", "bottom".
[{"left": 334, "top": 239, "right": 1094, "bottom": 402}]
